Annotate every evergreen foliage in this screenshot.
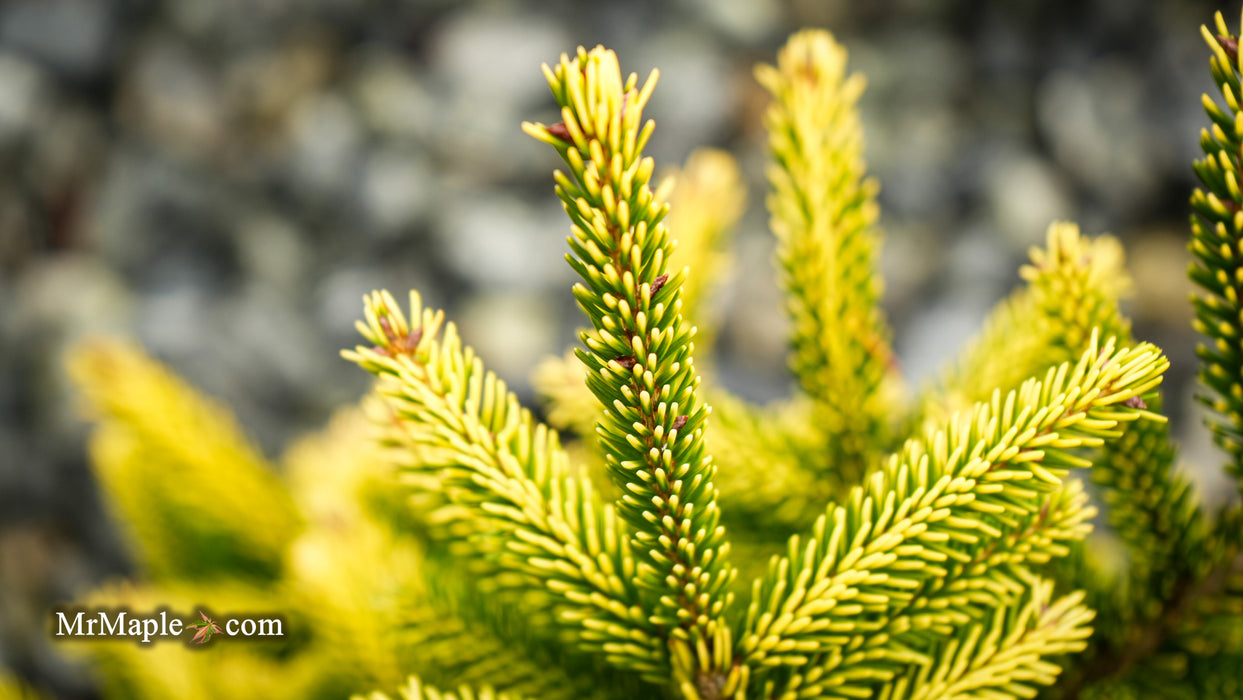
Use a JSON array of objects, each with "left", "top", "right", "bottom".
[
  {"left": 41, "top": 11, "right": 1243, "bottom": 700},
  {"left": 759, "top": 31, "right": 896, "bottom": 489}
]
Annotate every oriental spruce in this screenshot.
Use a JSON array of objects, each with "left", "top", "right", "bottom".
[{"left": 57, "top": 12, "right": 1243, "bottom": 700}]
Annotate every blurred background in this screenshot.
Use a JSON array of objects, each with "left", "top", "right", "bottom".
[{"left": 0, "top": 0, "right": 1231, "bottom": 696}]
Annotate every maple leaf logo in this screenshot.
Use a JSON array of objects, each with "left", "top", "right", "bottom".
[{"left": 185, "top": 611, "right": 223, "bottom": 644}]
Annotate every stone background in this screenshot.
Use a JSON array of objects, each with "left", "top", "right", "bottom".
[{"left": 0, "top": 0, "right": 1230, "bottom": 696}]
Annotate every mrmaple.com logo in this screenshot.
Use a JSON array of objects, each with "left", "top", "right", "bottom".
[{"left": 53, "top": 607, "right": 284, "bottom": 645}]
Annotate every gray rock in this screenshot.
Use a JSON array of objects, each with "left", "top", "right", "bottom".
[
  {"left": 0, "top": 189, "right": 34, "bottom": 270},
  {"left": 720, "top": 231, "right": 789, "bottom": 371},
  {"left": 351, "top": 50, "right": 437, "bottom": 142},
  {"left": 0, "top": 52, "right": 47, "bottom": 147},
  {"left": 1038, "top": 60, "right": 1161, "bottom": 212},
  {"left": 685, "top": 0, "right": 781, "bottom": 44},
  {"left": 134, "top": 282, "right": 213, "bottom": 359},
  {"left": 872, "top": 104, "right": 963, "bottom": 219},
  {"left": 235, "top": 210, "right": 310, "bottom": 295},
  {"left": 430, "top": 9, "right": 570, "bottom": 108},
  {"left": 897, "top": 293, "right": 997, "bottom": 386},
  {"left": 947, "top": 223, "right": 1019, "bottom": 291},
  {"left": 358, "top": 147, "right": 434, "bottom": 236},
  {"left": 981, "top": 149, "right": 1073, "bottom": 248},
  {"left": 118, "top": 36, "right": 226, "bottom": 162},
  {"left": 0, "top": 0, "right": 113, "bottom": 79},
  {"left": 316, "top": 264, "right": 420, "bottom": 342},
  {"left": 214, "top": 285, "right": 323, "bottom": 404},
  {"left": 10, "top": 253, "right": 133, "bottom": 342},
  {"left": 878, "top": 220, "right": 942, "bottom": 310},
  {"left": 632, "top": 31, "right": 737, "bottom": 164},
  {"left": 457, "top": 292, "right": 561, "bottom": 399},
  {"left": 26, "top": 105, "right": 106, "bottom": 195},
  {"left": 283, "top": 91, "right": 364, "bottom": 204},
  {"left": 425, "top": 10, "right": 571, "bottom": 179},
  {"left": 435, "top": 191, "right": 573, "bottom": 292}
]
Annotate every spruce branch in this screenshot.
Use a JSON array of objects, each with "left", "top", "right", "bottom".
[
  {"left": 533, "top": 148, "right": 745, "bottom": 442},
  {"left": 286, "top": 407, "right": 635, "bottom": 700},
  {"left": 63, "top": 15, "right": 1243, "bottom": 700},
  {"left": 923, "top": 223, "right": 1131, "bottom": 426},
  {"left": 397, "top": 570, "right": 634, "bottom": 700},
  {"left": 1174, "top": 547, "right": 1243, "bottom": 658},
  {"left": 907, "top": 224, "right": 1213, "bottom": 683},
  {"left": 1055, "top": 506, "right": 1242, "bottom": 697},
  {"left": 0, "top": 671, "right": 49, "bottom": 700},
  {"left": 344, "top": 291, "right": 666, "bottom": 680},
  {"left": 738, "top": 335, "right": 1167, "bottom": 693},
  {"left": 913, "top": 224, "right": 1212, "bottom": 694},
  {"left": 927, "top": 226, "right": 1210, "bottom": 694},
  {"left": 535, "top": 352, "right": 827, "bottom": 537},
  {"left": 759, "top": 29, "right": 897, "bottom": 485},
  {"left": 356, "top": 677, "right": 521, "bottom": 700},
  {"left": 281, "top": 408, "right": 427, "bottom": 692},
  {"left": 758, "top": 481, "right": 1098, "bottom": 699},
  {"left": 877, "top": 578, "right": 1093, "bottom": 700},
  {"left": 66, "top": 340, "right": 302, "bottom": 583},
  {"left": 708, "top": 393, "right": 827, "bottom": 534},
  {"left": 1191, "top": 11, "right": 1243, "bottom": 490},
  {"left": 1086, "top": 406, "right": 1209, "bottom": 616},
  {"left": 1183, "top": 653, "right": 1243, "bottom": 698},
  {"left": 1030, "top": 16, "right": 1243, "bottom": 693},
  {"left": 522, "top": 46, "right": 737, "bottom": 683},
  {"left": 1055, "top": 549, "right": 1243, "bottom": 699}
]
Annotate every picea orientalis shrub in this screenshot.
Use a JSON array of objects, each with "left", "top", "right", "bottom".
[{"left": 33, "top": 10, "right": 1243, "bottom": 700}]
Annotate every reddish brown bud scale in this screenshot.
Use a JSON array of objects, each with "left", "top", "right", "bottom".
[
  {"left": 650, "top": 274, "right": 669, "bottom": 295},
  {"left": 695, "top": 671, "right": 727, "bottom": 700},
  {"left": 377, "top": 318, "right": 422, "bottom": 356},
  {"left": 1124, "top": 395, "right": 1148, "bottom": 409},
  {"left": 672, "top": 415, "right": 688, "bottom": 431},
  {"left": 378, "top": 316, "right": 397, "bottom": 342},
  {"left": 1219, "top": 35, "right": 1240, "bottom": 65},
  {"left": 401, "top": 328, "right": 424, "bottom": 354},
  {"left": 547, "top": 122, "right": 572, "bottom": 142},
  {"left": 615, "top": 355, "right": 637, "bottom": 370}
]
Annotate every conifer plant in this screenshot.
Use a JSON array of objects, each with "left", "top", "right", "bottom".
[{"left": 51, "top": 11, "right": 1243, "bottom": 700}]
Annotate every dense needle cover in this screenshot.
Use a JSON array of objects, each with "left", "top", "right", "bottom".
[{"left": 35, "top": 11, "right": 1243, "bottom": 700}]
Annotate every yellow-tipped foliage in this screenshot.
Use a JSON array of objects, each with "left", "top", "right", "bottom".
[
  {"left": 344, "top": 289, "right": 665, "bottom": 682},
  {"left": 523, "top": 45, "right": 737, "bottom": 674},
  {"left": 355, "top": 677, "right": 520, "bottom": 700},
  {"left": 924, "top": 222, "right": 1132, "bottom": 425},
  {"left": 0, "top": 672, "right": 49, "bottom": 700},
  {"left": 282, "top": 408, "right": 422, "bottom": 694},
  {"left": 67, "top": 339, "right": 301, "bottom": 582},
  {"left": 760, "top": 30, "right": 897, "bottom": 486},
  {"left": 705, "top": 393, "right": 825, "bottom": 534},
  {"left": 738, "top": 335, "right": 1166, "bottom": 693},
  {"left": 55, "top": 16, "right": 1243, "bottom": 700},
  {"left": 878, "top": 578, "right": 1094, "bottom": 700},
  {"left": 532, "top": 147, "right": 745, "bottom": 443},
  {"left": 1192, "top": 11, "right": 1243, "bottom": 485}
]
